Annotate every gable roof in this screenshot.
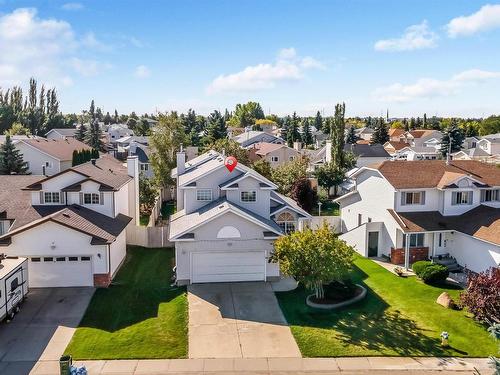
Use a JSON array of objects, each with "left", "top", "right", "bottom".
[
  {"left": 388, "top": 205, "right": 500, "bottom": 245},
  {"left": 18, "top": 138, "right": 92, "bottom": 161},
  {"left": 169, "top": 198, "right": 283, "bottom": 240},
  {"left": 25, "top": 155, "right": 132, "bottom": 191},
  {"left": 0, "top": 205, "right": 131, "bottom": 245},
  {"left": 45, "top": 128, "right": 77, "bottom": 137},
  {"left": 369, "top": 160, "right": 500, "bottom": 189},
  {"left": 344, "top": 143, "right": 390, "bottom": 158}
]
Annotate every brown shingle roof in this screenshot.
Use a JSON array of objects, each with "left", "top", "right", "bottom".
[
  {"left": 388, "top": 206, "right": 500, "bottom": 245},
  {"left": 371, "top": 160, "right": 500, "bottom": 189},
  {"left": 20, "top": 138, "right": 92, "bottom": 161}
]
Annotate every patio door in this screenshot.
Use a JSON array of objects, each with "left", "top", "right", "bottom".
[{"left": 367, "top": 232, "right": 379, "bottom": 257}]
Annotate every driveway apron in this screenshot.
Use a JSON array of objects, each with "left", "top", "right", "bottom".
[{"left": 188, "top": 282, "right": 301, "bottom": 358}]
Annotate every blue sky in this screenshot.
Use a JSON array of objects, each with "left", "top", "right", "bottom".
[{"left": 1, "top": 0, "right": 500, "bottom": 117}]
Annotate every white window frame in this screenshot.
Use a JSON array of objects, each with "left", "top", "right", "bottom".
[
  {"left": 452, "top": 191, "right": 472, "bottom": 206},
  {"left": 44, "top": 192, "right": 60, "bottom": 204},
  {"left": 481, "top": 189, "right": 499, "bottom": 202},
  {"left": 240, "top": 191, "right": 257, "bottom": 203},
  {"left": 196, "top": 189, "right": 212, "bottom": 201},
  {"left": 83, "top": 193, "right": 100, "bottom": 205}
]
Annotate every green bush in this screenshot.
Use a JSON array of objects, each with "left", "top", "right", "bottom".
[
  {"left": 419, "top": 264, "right": 449, "bottom": 284},
  {"left": 412, "top": 261, "right": 432, "bottom": 275}
]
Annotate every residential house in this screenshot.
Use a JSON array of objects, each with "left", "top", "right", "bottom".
[
  {"left": 45, "top": 128, "right": 77, "bottom": 140},
  {"left": 169, "top": 149, "right": 311, "bottom": 284},
  {"left": 232, "top": 130, "right": 285, "bottom": 149},
  {"left": 0, "top": 155, "right": 139, "bottom": 287},
  {"left": 335, "top": 160, "right": 500, "bottom": 273},
  {"left": 248, "top": 142, "right": 301, "bottom": 168},
  {"left": 310, "top": 141, "right": 390, "bottom": 169},
  {"left": 15, "top": 138, "right": 93, "bottom": 176}
]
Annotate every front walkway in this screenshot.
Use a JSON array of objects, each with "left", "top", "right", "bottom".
[
  {"left": 188, "top": 282, "right": 301, "bottom": 358},
  {"left": 29, "top": 357, "right": 494, "bottom": 374}
]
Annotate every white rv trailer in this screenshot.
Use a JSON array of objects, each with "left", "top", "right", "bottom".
[{"left": 0, "top": 255, "right": 28, "bottom": 321}]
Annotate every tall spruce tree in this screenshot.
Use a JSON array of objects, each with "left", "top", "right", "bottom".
[
  {"left": 371, "top": 117, "right": 389, "bottom": 144},
  {"left": 301, "top": 118, "right": 313, "bottom": 146},
  {"left": 346, "top": 126, "right": 358, "bottom": 144},
  {"left": 85, "top": 120, "right": 104, "bottom": 150},
  {"left": 0, "top": 135, "right": 29, "bottom": 175},
  {"left": 314, "top": 111, "right": 323, "bottom": 132},
  {"left": 205, "top": 110, "right": 227, "bottom": 144},
  {"left": 440, "top": 121, "right": 465, "bottom": 156}
]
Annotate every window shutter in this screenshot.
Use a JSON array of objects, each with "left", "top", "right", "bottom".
[
  {"left": 400, "top": 192, "right": 406, "bottom": 206},
  {"left": 39, "top": 191, "right": 44, "bottom": 204},
  {"left": 421, "top": 191, "right": 426, "bottom": 205},
  {"left": 468, "top": 191, "right": 473, "bottom": 205},
  {"left": 100, "top": 192, "right": 104, "bottom": 205},
  {"left": 79, "top": 192, "right": 83, "bottom": 205}
]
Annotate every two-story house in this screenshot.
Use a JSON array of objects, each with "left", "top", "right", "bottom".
[
  {"left": 0, "top": 155, "right": 139, "bottom": 287},
  {"left": 169, "top": 149, "right": 311, "bottom": 284},
  {"left": 335, "top": 160, "right": 500, "bottom": 273},
  {"left": 15, "top": 138, "right": 92, "bottom": 176}
]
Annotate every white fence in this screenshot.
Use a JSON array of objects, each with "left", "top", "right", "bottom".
[
  {"left": 127, "top": 224, "right": 173, "bottom": 248},
  {"left": 308, "top": 216, "right": 342, "bottom": 233}
]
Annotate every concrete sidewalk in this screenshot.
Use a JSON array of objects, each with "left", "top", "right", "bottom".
[{"left": 29, "top": 357, "right": 494, "bottom": 374}]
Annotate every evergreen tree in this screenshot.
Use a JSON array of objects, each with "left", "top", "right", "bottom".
[
  {"left": 75, "top": 123, "right": 87, "bottom": 142},
  {"left": 345, "top": 126, "right": 359, "bottom": 144},
  {"left": 301, "top": 118, "right": 313, "bottom": 146},
  {"left": 0, "top": 135, "right": 29, "bottom": 175},
  {"left": 371, "top": 118, "right": 389, "bottom": 144},
  {"left": 314, "top": 111, "right": 323, "bottom": 133},
  {"left": 330, "top": 103, "right": 346, "bottom": 168},
  {"left": 440, "top": 121, "right": 465, "bottom": 156},
  {"left": 85, "top": 119, "right": 104, "bottom": 150},
  {"left": 205, "top": 110, "right": 227, "bottom": 144}
]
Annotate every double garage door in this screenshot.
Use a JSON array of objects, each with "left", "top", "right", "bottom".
[
  {"left": 28, "top": 256, "right": 93, "bottom": 287},
  {"left": 191, "top": 251, "right": 266, "bottom": 283}
]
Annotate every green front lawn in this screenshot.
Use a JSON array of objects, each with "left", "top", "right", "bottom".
[
  {"left": 311, "top": 200, "right": 340, "bottom": 216},
  {"left": 276, "top": 256, "right": 496, "bottom": 357},
  {"left": 65, "top": 246, "right": 187, "bottom": 359}
]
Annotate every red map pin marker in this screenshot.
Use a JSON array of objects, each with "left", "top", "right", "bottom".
[{"left": 224, "top": 156, "right": 237, "bottom": 172}]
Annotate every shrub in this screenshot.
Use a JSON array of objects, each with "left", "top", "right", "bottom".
[
  {"left": 460, "top": 267, "right": 500, "bottom": 322},
  {"left": 412, "top": 261, "right": 432, "bottom": 275},
  {"left": 419, "top": 264, "right": 449, "bottom": 284}
]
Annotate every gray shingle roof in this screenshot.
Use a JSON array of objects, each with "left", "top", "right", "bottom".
[{"left": 169, "top": 198, "right": 283, "bottom": 240}]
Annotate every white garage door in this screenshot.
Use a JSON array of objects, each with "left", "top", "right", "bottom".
[
  {"left": 191, "top": 251, "right": 265, "bottom": 283},
  {"left": 28, "top": 256, "right": 93, "bottom": 287}
]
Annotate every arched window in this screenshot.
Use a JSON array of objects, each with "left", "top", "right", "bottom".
[
  {"left": 216, "top": 226, "right": 241, "bottom": 239},
  {"left": 276, "top": 212, "right": 295, "bottom": 234}
]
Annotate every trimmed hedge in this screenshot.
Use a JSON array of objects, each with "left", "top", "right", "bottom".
[
  {"left": 413, "top": 261, "right": 449, "bottom": 284},
  {"left": 412, "top": 261, "right": 432, "bottom": 275}
]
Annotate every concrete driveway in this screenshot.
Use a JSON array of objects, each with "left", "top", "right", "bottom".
[
  {"left": 188, "top": 282, "right": 301, "bottom": 358},
  {"left": 0, "top": 287, "right": 94, "bottom": 375}
]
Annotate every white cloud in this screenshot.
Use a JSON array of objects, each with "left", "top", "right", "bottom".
[
  {"left": 61, "top": 2, "right": 84, "bottom": 11},
  {"left": 374, "top": 20, "right": 438, "bottom": 51},
  {"left": 135, "top": 65, "right": 151, "bottom": 78},
  {"left": 206, "top": 48, "right": 324, "bottom": 94},
  {"left": 373, "top": 69, "right": 500, "bottom": 102},
  {"left": 447, "top": 4, "right": 500, "bottom": 37},
  {"left": 0, "top": 8, "right": 112, "bottom": 88}
]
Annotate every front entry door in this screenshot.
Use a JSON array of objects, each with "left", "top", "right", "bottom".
[{"left": 367, "top": 232, "right": 379, "bottom": 257}]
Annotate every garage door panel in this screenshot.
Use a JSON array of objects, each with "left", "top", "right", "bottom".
[
  {"left": 192, "top": 251, "right": 265, "bottom": 283},
  {"left": 28, "top": 256, "right": 93, "bottom": 287}
]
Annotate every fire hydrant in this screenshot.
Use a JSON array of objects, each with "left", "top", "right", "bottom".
[{"left": 440, "top": 331, "right": 449, "bottom": 347}]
